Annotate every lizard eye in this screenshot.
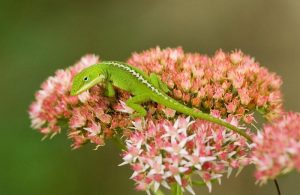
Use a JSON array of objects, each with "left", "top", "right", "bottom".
[{"left": 83, "top": 76, "right": 89, "bottom": 81}]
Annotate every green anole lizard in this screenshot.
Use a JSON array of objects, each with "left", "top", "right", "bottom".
[{"left": 70, "top": 61, "right": 251, "bottom": 141}]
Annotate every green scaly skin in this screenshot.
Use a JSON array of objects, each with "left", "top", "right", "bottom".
[{"left": 71, "top": 61, "right": 251, "bottom": 141}]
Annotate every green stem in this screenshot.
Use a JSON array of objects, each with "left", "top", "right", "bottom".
[
  {"left": 152, "top": 188, "right": 165, "bottom": 195},
  {"left": 171, "top": 183, "right": 183, "bottom": 195},
  {"left": 112, "top": 135, "right": 126, "bottom": 150},
  {"left": 192, "top": 179, "right": 217, "bottom": 187},
  {"left": 192, "top": 180, "right": 206, "bottom": 186}
]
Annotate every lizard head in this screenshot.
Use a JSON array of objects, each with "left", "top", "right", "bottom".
[{"left": 70, "top": 64, "right": 106, "bottom": 96}]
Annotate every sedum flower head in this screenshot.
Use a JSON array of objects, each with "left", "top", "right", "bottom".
[
  {"left": 121, "top": 116, "right": 251, "bottom": 194},
  {"left": 128, "top": 47, "right": 283, "bottom": 122},
  {"left": 29, "top": 48, "right": 284, "bottom": 149},
  {"left": 252, "top": 112, "right": 300, "bottom": 184},
  {"left": 29, "top": 55, "right": 99, "bottom": 135},
  {"left": 28, "top": 55, "right": 133, "bottom": 148},
  {"left": 28, "top": 47, "right": 294, "bottom": 194}
]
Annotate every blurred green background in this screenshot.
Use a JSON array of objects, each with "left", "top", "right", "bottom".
[{"left": 1, "top": 0, "right": 300, "bottom": 194}]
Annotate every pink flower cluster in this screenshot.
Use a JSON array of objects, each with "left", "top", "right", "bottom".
[
  {"left": 29, "top": 55, "right": 99, "bottom": 136},
  {"left": 29, "top": 55, "right": 132, "bottom": 149},
  {"left": 121, "top": 116, "right": 251, "bottom": 194},
  {"left": 128, "top": 47, "right": 283, "bottom": 122},
  {"left": 252, "top": 112, "right": 300, "bottom": 184},
  {"left": 29, "top": 47, "right": 299, "bottom": 194},
  {"left": 29, "top": 47, "right": 283, "bottom": 149}
]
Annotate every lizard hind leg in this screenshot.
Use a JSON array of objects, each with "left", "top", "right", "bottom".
[
  {"left": 125, "top": 94, "right": 150, "bottom": 118},
  {"left": 149, "top": 73, "right": 170, "bottom": 93}
]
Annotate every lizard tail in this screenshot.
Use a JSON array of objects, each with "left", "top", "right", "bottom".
[
  {"left": 188, "top": 108, "right": 252, "bottom": 142},
  {"left": 154, "top": 95, "right": 252, "bottom": 142}
]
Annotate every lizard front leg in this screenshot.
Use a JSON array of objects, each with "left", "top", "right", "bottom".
[
  {"left": 149, "top": 73, "right": 170, "bottom": 93},
  {"left": 104, "top": 81, "right": 116, "bottom": 97},
  {"left": 126, "top": 94, "right": 150, "bottom": 117}
]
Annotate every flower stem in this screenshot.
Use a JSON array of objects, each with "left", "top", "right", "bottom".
[
  {"left": 152, "top": 188, "right": 165, "bottom": 195},
  {"left": 171, "top": 183, "right": 183, "bottom": 195},
  {"left": 274, "top": 179, "right": 281, "bottom": 195},
  {"left": 259, "top": 119, "right": 281, "bottom": 195},
  {"left": 112, "top": 135, "right": 126, "bottom": 150}
]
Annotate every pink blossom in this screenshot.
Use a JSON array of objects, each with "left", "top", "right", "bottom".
[
  {"left": 252, "top": 112, "right": 300, "bottom": 184},
  {"left": 230, "top": 50, "right": 243, "bottom": 64},
  {"left": 128, "top": 47, "right": 283, "bottom": 122},
  {"left": 28, "top": 55, "right": 132, "bottom": 148},
  {"left": 27, "top": 48, "right": 290, "bottom": 193},
  {"left": 121, "top": 116, "right": 251, "bottom": 193},
  {"left": 29, "top": 47, "right": 284, "bottom": 150}
]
